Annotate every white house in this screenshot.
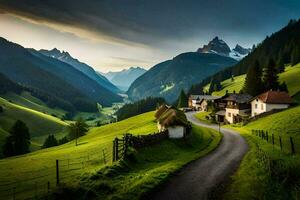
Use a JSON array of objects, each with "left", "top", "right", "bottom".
[
  {"left": 250, "top": 91, "right": 292, "bottom": 117},
  {"left": 223, "top": 94, "right": 252, "bottom": 124},
  {"left": 155, "top": 105, "right": 190, "bottom": 138}
]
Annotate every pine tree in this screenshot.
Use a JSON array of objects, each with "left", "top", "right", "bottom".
[
  {"left": 262, "top": 58, "right": 280, "bottom": 91},
  {"left": 177, "top": 89, "right": 188, "bottom": 108},
  {"left": 279, "top": 82, "right": 288, "bottom": 92},
  {"left": 42, "top": 135, "right": 58, "bottom": 148},
  {"left": 276, "top": 57, "right": 285, "bottom": 73},
  {"left": 291, "top": 47, "right": 300, "bottom": 66},
  {"left": 242, "top": 60, "right": 264, "bottom": 96},
  {"left": 2, "top": 120, "right": 30, "bottom": 157}
]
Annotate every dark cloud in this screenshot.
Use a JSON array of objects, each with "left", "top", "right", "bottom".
[{"left": 0, "top": 0, "right": 299, "bottom": 47}]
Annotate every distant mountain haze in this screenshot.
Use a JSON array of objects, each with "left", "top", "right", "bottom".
[
  {"left": 102, "top": 67, "right": 146, "bottom": 91},
  {"left": 0, "top": 37, "right": 122, "bottom": 112},
  {"left": 39, "top": 48, "right": 120, "bottom": 93}
]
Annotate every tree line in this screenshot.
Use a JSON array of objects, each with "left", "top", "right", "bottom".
[{"left": 2, "top": 118, "right": 89, "bottom": 157}]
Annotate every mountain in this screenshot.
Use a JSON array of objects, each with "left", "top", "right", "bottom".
[
  {"left": 0, "top": 37, "right": 122, "bottom": 112},
  {"left": 39, "top": 48, "right": 120, "bottom": 93},
  {"left": 189, "top": 19, "right": 300, "bottom": 95},
  {"left": 102, "top": 67, "right": 147, "bottom": 91},
  {"left": 197, "top": 37, "right": 251, "bottom": 61},
  {"left": 127, "top": 52, "right": 237, "bottom": 102},
  {"left": 197, "top": 36, "right": 231, "bottom": 56}
]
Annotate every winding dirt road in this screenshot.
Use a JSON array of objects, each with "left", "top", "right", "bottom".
[{"left": 151, "top": 111, "right": 248, "bottom": 200}]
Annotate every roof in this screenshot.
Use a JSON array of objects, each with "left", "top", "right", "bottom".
[
  {"left": 216, "top": 110, "right": 226, "bottom": 116},
  {"left": 223, "top": 93, "right": 252, "bottom": 103},
  {"left": 252, "top": 91, "right": 293, "bottom": 104},
  {"left": 155, "top": 104, "right": 169, "bottom": 119},
  {"left": 190, "top": 95, "right": 221, "bottom": 101},
  {"left": 156, "top": 106, "right": 189, "bottom": 128}
]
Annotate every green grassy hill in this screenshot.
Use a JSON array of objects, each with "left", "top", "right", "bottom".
[
  {"left": 0, "top": 97, "right": 68, "bottom": 149},
  {"left": 205, "top": 63, "right": 300, "bottom": 97},
  {"left": 0, "top": 111, "right": 221, "bottom": 199}
]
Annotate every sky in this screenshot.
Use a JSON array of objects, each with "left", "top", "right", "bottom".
[{"left": 0, "top": 0, "right": 299, "bottom": 72}]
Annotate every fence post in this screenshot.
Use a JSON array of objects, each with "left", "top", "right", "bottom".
[
  {"left": 272, "top": 134, "right": 274, "bottom": 146},
  {"left": 266, "top": 131, "right": 269, "bottom": 142},
  {"left": 115, "top": 138, "right": 119, "bottom": 161},
  {"left": 112, "top": 139, "right": 116, "bottom": 162},
  {"left": 56, "top": 160, "right": 59, "bottom": 186},
  {"left": 290, "top": 137, "right": 295, "bottom": 155},
  {"left": 47, "top": 181, "right": 50, "bottom": 195},
  {"left": 102, "top": 149, "right": 106, "bottom": 164},
  {"left": 279, "top": 136, "right": 283, "bottom": 151}
]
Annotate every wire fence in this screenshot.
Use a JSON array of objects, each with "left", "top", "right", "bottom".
[
  {"left": 0, "top": 144, "right": 112, "bottom": 200},
  {"left": 251, "top": 129, "right": 299, "bottom": 155}
]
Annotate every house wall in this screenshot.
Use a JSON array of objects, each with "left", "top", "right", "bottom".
[
  {"left": 225, "top": 108, "right": 240, "bottom": 124},
  {"left": 168, "top": 126, "right": 185, "bottom": 138},
  {"left": 251, "top": 99, "right": 289, "bottom": 117}
]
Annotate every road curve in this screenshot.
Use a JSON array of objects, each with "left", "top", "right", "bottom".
[{"left": 151, "top": 111, "right": 248, "bottom": 200}]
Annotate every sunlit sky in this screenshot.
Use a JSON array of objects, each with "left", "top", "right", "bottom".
[{"left": 0, "top": 0, "right": 299, "bottom": 72}]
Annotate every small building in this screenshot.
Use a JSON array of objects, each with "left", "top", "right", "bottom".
[
  {"left": 188, "top": 95, "right": 221, "bottom": 111},
  {"left": 155, "top": 105, "right": 190, "bottom": 138},
  {"left": 250, "top": 91, "right": 292, "bottom": 117},
  {"left": 224, "top": 94, "right": 252, "bottom": 124}
]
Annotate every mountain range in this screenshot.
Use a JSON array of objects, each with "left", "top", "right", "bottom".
[
  {"left": 39, "top": 48, "right": 120, "bottom": 93},
  {"left": 197, "top": 36, "right": 252, "bottom": 60},
  {"left": 101, "top": 67, "right": 146, "bottom": 91},
  {"left": 0, "top": 37, "right": 122, "bottom": 112},
  {"left": 127, "top": 51, "right": 237, "bottom": 102}
]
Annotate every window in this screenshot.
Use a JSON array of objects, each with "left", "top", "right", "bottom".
[
  {"left": 261, "top": 104, "right": 264, "bottom": 110},
  {"left": 255, "top": 104, "right": 258, "bottom": 109},
  {"left": 228, "top": 112, "right": 231, "bottom": 117}
]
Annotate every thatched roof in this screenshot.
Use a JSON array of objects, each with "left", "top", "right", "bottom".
[
  {"left": 155, "top": 104, "right": 169, "bottom": 119},
  {"left": 156, "top": 106, "right": 189, "bottom": 128}
]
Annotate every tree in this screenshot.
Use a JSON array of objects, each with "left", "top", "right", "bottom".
[
  {"left": 231, "top": 75, "right": 235, "bottom": 82},
  {"left": 177, "top": 89, "right": 188, "bottom": 108},
  {"left": 208, "top": 78, "right": 221, "bottom": 94},
  {"left": 42, "top": 135, "right": 58, "bottom": 148},
  {"left": 2, "top": 120, "right": 30, "bottom": 157},
  {"left": 68, "top": 118, "right": 88, "bottom": 146},
  {"left": 291, "top": 47, "right": 300, "bottom": 66},
  {"left": 0, "top": 105, "right": 3, "bottom": 113},
  {"left": 58, "top": 136, "right": 69, "bottom": 145},
  {"left": 242, "top": 60, "right": 264, "bottom": 96},
  {"left": 262, "top": 58, "right": 280, "bottom": 91},
  {"left": 279, "top": 82, "right": 288, "bottom": 92},
  {"left": 276, "top": 57, "right": 285, "bottom": 73}
]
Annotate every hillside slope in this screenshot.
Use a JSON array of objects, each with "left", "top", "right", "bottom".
[
  {"left": 190, "top": 19, "right": 300, "bottom": 94},
  {"left": 128, "top": 52, "right": 237, "bottom": 102},
  {"left": 0, "top": 37, "right": 122, "bottom": 111},
  {"left": 0, "top": 97, "right": 68, "bottom": 149},
  {"left": 206, "top": 63, "right": 300, "bottom": 97},
  {"left": 39, "top": 48, "right": 120, "bottom": 93}
]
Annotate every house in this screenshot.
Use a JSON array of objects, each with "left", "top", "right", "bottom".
[
  {"left": 188, "top": 95, "right": 221, "bottom": 111},
  {"left": 250, "top": 91, "right": 292, "bottom": 117},
  {"left": 223, "top": 94, "right": 252, "bottom": 124},
  {"left": 155, "top": 105, "right": 190, "bottom": 138}
]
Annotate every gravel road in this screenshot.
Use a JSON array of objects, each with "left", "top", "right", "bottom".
[{"left": 151, "top": 111, "right": 248, "bottom": 200}]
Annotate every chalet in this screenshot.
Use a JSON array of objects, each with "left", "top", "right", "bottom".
[
  {"left": 250, "top": 91, "right": 292, "bottom": 117},
  {"left": 155, "top": 105, "right": 190, "bottom": 138},
  {"left": 223, "top": 94, "right": 252, "bottom": 124},
  {"left": 188, "top": 95, "right": 221, "bottom": 111}
]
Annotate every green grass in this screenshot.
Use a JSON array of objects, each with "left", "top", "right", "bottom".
[
  {"left": 0, "top": 97, "right": 68, "bottom": 150},
  {"left": 223, "top": 105, "right": 300, "bottom": 199},
  {"left": 53, "top": 124, "right": 222, "bottom": 200},
  {"left": 2, "top": 92, "right": 67, "bottom": 118},
  {"left": 0, "top": 111, "right": 221, "bottom": 199},
  {"left": 194, "top": 111, "right": 213, "bottom": 124},
  {"left": 205, "top": 63, "right": 300, "bottom": 97}
]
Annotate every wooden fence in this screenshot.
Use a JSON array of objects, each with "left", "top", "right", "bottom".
[
  {"left": 251, "top": 129, "right": 297, "bottom": 155},
  {"left": 112, "top": 130, "right": 169, "bottom": 161}
]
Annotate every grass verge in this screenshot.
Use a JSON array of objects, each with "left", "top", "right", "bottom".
[
  {"left": 52, "top": 124, "right": 222, "bottom": 200},
  {"left": 194, "top": 111, "right": 213, "bottom": 124}
]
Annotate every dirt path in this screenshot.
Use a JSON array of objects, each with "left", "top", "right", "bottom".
[{"left": 151, "top": 112, "right": 248, "bottom": 200}]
